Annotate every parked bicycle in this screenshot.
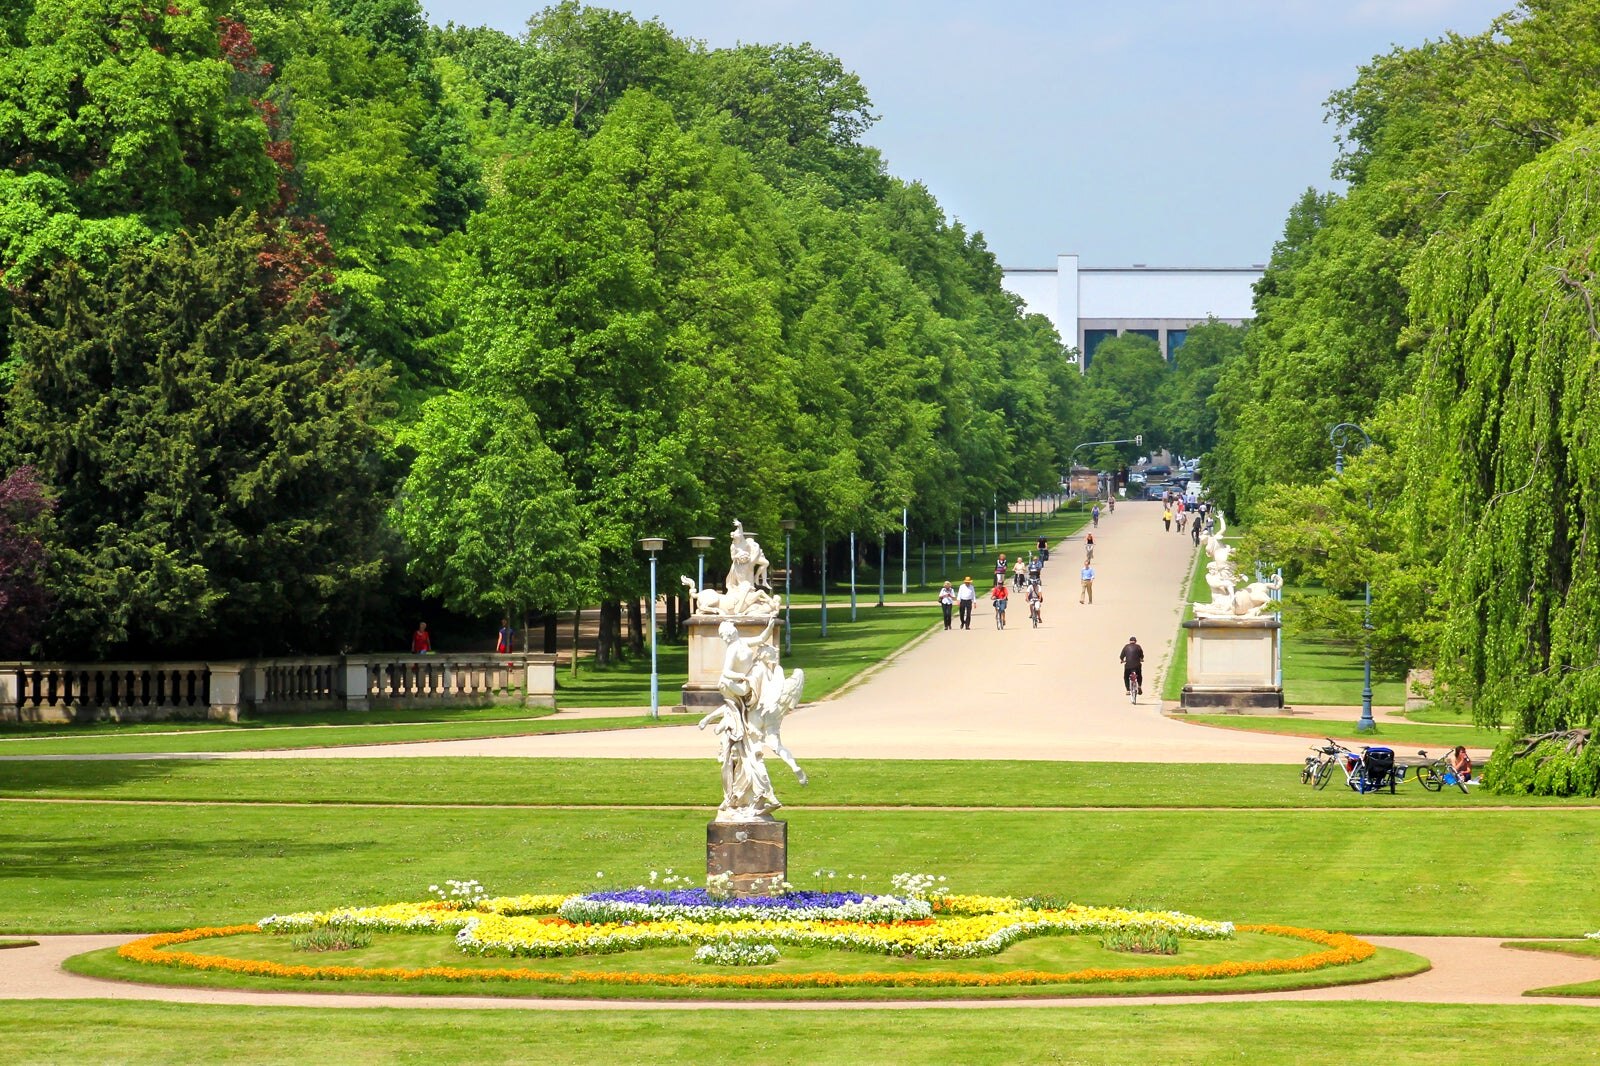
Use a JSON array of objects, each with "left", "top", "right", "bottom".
[
  {"left": 1302, "top": 739, "right": 1349, "bottom": 790},
  {"left": 1412, "top": 749, "right": 1471, "bottom": 793}
]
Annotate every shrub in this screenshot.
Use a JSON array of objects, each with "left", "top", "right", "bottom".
[
  {"left": 291, "top": 927, "right": 372, "bottom": 953},
  {"left": 1100, "top": 928, "right": 1180, "bottom": 955}
]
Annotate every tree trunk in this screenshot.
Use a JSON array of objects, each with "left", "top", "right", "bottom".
[
  {"left": 544, "top": 614, "right": 557, "bottom": 654},
  {"left": 629, "top": 596, "right": 645, "bottom": 655},
  {"left": 595, "top": 602, "right": 612, "bottom": 668},
  {"left": 570, "top": 608, "right": 580, "bottom": 677},
  {"left": 665, "top": 592, "right": 678, "bottom": 642}
]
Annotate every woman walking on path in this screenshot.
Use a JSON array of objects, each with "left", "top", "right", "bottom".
[
  {"left": 938, "top": 581, "right": 956, "bottom": 630},
  {"left": 957, "top": 576, "right": 976, "bottom": 629},
  {"left": 1013, "top": 557, "right": 1028, "bottom": 589},
  {"left": 1085, "top": 533, "right": 1095, "bottom": 563},
  {"left": 1162, "top": 506, "right": 1173, "bottom": 532}
]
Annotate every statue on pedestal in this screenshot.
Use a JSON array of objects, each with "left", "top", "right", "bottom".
[
  {"left": 680, "top": 520, "right": 781, "bottom": 617},
  {"left": 1192, "top": 510, "right": 1284, "bottom": 619},
  {"left": 697, "top": 617, "right": 806, "bottom": 822}
]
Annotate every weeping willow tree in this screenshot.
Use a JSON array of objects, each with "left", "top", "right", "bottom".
[{"left": 1409, "top": 127, "right": 1600, "bottom": 736}]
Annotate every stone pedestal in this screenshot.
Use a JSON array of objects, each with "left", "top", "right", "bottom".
[
  {"left": 1179, "top": 617, "right": 1283, "bottom": 711},
  {"left": 706, "top": 818, "right": 788, "bottom": 896},
  {"left": 681, "top": 615, "right": 783, "bottom": 713}
]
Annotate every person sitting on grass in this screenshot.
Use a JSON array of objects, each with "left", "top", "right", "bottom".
[{"left": 1449, "top": 745, "right": 1474, "bottom": 784}]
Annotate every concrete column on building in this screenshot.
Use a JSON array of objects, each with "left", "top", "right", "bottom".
[{"left": 1056, "top": 253, "right": 1081, "bottom": 370}]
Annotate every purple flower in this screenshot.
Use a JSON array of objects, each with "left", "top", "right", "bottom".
[{"left": 584, "top": 889, "right": 872, "bottom": 910}]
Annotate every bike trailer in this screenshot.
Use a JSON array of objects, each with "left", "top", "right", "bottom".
[{"left": 1361, "top": 747, "right": 1396, "bottom": 793}]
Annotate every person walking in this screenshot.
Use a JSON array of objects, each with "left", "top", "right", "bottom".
[
  {"left": 1013, "top": 557, "right": 1028, "bottom": 590},
  {"left": 1079, "top": 561, "right": 1095, "bottom": 604},
  {"left": 957, "top": 576, "right": 976, "bottom": 629},
  {"left": 1085, "top": 532, "right": 1095, "bottom": 563},
  {"left": 411, "top": 622, "right": 432, "bottom": 654},
  {"left": 938, "top": 581, "right": 956, "bottom": 630},
  {"left": 1191, "top": 515, "right": 1203, "bottom": 546},
  {"left": 1162, "top": 505, "right": 1173, "bottom": 532},
  {"left": 496, "top": 618, "right": 514, "bottom": 653}
]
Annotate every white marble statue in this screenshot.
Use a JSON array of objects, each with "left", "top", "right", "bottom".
[
  {"left": 679, "top": 520, "right": 781, "bottom": 617},
  {"left": 697, "top": 618, "right": 806, "bottom": 822},
  {"left": 1191, "top": 510, "right": 1283, "bottom": 619}
]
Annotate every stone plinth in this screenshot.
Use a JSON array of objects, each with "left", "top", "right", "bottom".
[
  {"left": 681, "top": 615, "right": 783, "bottom": 713},
  {"left": 706, "top": 818, "right": 788, "bottom": 896},
  {"left": 1179, "top": 617, "right": 1283, "bottom": 711}
]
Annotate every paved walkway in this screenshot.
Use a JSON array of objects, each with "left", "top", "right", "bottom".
[
  {"left": 5, "top": 933, "right": 1599, "bottom": 1009},
  {"left": 189, "top": 502, "right": 1380, "bottom": 764}
]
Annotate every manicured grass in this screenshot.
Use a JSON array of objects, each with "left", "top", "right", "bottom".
[
  {"left": 0, "top": 705, "right": 552, "bottom": 738},
  {"left": 0, "top": 938, "right": 36, "bottom": 948},
  {"left": 1503, "top": 940, "right": 1600, "bottom": 996},
  {"left": 1179, "top": 714, "right": 1507, "bottom": 751},
  {"left": 6, "top": 757, "right": 1591, "bottom": 808},
  {"left": 5, "top": 1000, "right": 1600, "bottom": 1064},
  {"left": 7, "top": 800, "right": 1600, "bottom": 935},
  {"left": 1282, "top": 628, "right": 1406, "bottom": 706},
  {"left": 1161, "top": 547, "right": 1212, "bottom": 701},
  {"left": 0, "top": 713, "right": 694, "bottom": 756},
  {"left": 67, "top": 932, "right": 1425, "bottom": 1001},
  {"left": 553, "top": 607, "right": 939, "bottom": 708}
]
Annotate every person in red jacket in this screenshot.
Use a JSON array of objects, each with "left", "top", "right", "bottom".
[{"left": 412, "top": 622, "right": 432, "bottom": 654}]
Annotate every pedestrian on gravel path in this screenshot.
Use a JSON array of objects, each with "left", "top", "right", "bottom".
[
  {"left": 957, "top": 576, "right": 976, "bottom": 629},
  {"left": 1085, "top": 532, "right": 1095, "bottom": 563},
  {"left": 1079, "top": 562, "right": 1095, "bottom": 604},
  {"left": 1162, "top": 506, "right": 1173, "bottom": 532},
  {"left": 938, "top": 581, "right": 956, "bottom": 630}
]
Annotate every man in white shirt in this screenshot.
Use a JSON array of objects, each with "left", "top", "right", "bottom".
[{"left": 957, "top": 576, "right": 977, "bottom": 629}]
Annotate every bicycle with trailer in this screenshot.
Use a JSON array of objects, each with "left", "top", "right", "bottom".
[{"left": 1302, "top": 738, "right": 1404, "bottom": 793}]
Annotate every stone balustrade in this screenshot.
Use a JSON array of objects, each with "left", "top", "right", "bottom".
[{"left": 0, "top": 653, "right": 558, "bottom": 724}]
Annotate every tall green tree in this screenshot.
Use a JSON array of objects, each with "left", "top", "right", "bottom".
[{"left": 1, "top": 213, "right": 392, "bottom": 657}]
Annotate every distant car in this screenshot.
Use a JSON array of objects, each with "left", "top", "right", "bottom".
[
  {"left": 1129, "top": 472, "right": 1146, "bottom": 485},
  {"left": 1146, "top": 483, "right": 1168, "bottom": 501}
]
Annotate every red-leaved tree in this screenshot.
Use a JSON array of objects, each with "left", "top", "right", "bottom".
[{"left": 0, "top": 466, "right": 55, "bottom": 659}]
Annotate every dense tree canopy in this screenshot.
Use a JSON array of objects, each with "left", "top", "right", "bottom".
[{"left": 0, "top": 1, "right": 1087, "bottom": 658}]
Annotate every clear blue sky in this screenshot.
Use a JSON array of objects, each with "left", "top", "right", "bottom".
[{"left": 421, "top": 1, "right": 1514, "bottom": 268}]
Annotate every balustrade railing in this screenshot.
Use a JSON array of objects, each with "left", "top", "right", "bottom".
[{"left": 1, "top": 653, "right": 557, "bottom": 723}]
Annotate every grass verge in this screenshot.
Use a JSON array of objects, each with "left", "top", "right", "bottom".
[
  {"left": 4, "top": 1000, "right": 1600, "bottom": 1064},
  {"left": 1178, "top": 715, "right": 1506, "bottom": 751}
]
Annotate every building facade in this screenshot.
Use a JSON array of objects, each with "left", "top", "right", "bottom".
[{"left": 1001, "top": 254, "right": 1263, "bottom": 368}]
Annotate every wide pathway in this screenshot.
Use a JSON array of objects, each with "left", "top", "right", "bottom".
[
  {"left": 6, "top": 933, "right": 1599, "bottom": 1009},
  {"left": 213, "top": 501, "right": 1324, "bottom": 764}
]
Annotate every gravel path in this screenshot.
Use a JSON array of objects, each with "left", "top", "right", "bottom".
[{"left": 6, "top": 934, "right": 1599, "bottom": 1009}]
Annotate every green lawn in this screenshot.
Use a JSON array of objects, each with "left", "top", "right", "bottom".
[
  {"left": 0, "top": 712, "right": 693, "bottom": 756},
  {"left": 7, "top": 798, "right": 1600, "bottom": 936},
  {"left": 1178, "top": 714, "right": 1507, "bottom": 751},
  {"left": 1282, "top": 623, "right": 1407, "bottom": 707},
  {"left": 553, "top": 606, "right": 939, "bottom": 707},
  {"left": 9, "top": 757, "right": 1595, "bottom": 808},
  {"left": 1160, "top": 547, "right": 1212, "bottom": 701},
  {"left": 4, "top": 1000, "right": 1600, "bottom": 1065}
]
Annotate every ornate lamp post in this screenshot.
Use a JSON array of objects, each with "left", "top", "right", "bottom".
[
  {"left": 780, "top": 519, "right": 795, "bottom": 652},
  {"left": 1329, "top": 422, "right": 1374, "bottom": 733},
  {"left": 640, "top": 537, "right": 666, "bottom": 720}
]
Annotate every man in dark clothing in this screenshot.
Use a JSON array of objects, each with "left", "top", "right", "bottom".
[{"left": 1119, "top": 637, "right": 1145, "bottom": 696}]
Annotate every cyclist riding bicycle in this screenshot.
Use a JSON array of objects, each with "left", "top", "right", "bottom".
[
  {"left": 1026, "top": 581, "right": 1044, "bottom": 624},
  {"left": 989, "top": 580, "right": 1009, "bottom": 627},
  {"left": 1119, "top": 636, "right": 1144, "bottom": 695}
]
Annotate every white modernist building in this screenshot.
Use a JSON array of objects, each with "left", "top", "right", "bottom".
[{"left": 1002, "top": 254, "right": 1264, "bottom": 368}]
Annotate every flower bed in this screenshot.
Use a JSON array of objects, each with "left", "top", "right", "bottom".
[{"left": 117, "top": 922, "right": 1376, "bottom": 990}]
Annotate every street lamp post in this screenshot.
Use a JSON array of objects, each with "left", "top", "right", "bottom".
[
  {"left": 640, "top": 537, "right": 666, "bottom": 720},
  {"left": 1067, "top": 435, "right": 1143, "bottom": 501},
  {"left": 877, "top": 534, "right": 885, "bottom": 607},
  {"left": 850, "top": 529, "right": 858, "bottom": 622},
  {"left": 780, "top": 519, "right": 795, "bottom": 653},
  {"left": 688, "top": 535, "right": 714, "bottom": 602},
  {"left": 901, "top": 505, "right": 909, "bottom": 595},
  {"left": 820, "top": 527, "right": 829, "bottom": 637},
  {"left": 1329, "top": 422, "right": 1375, "bottom": 733}
]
